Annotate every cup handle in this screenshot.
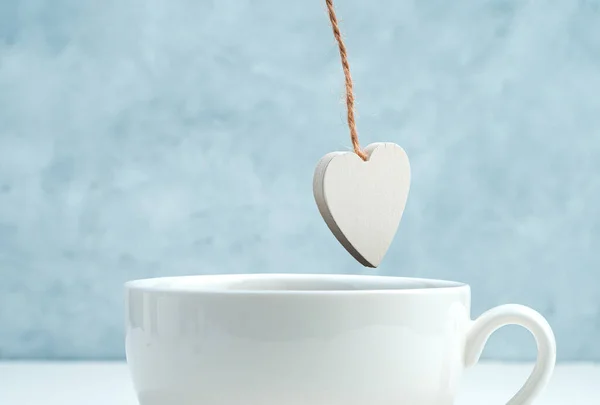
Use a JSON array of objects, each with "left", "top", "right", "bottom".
[{"left": 464, "top": 304, "right": 556, "bottom": 404}]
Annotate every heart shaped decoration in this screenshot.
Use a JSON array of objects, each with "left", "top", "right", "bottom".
[{"left": 313, "top": 142, "right": 411, "bottom": 267}]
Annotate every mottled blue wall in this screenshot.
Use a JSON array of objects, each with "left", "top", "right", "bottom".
[{"left": 1, "top": 0, "right": 599, "bottom": 361}]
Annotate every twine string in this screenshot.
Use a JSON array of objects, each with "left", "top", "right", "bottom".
[{"left": 325, "top": 0, "right": 367, "bottom": 161}]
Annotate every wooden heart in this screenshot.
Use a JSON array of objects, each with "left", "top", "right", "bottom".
[{"left": 313, "top": 142, "right": 411, "bottom": 267}]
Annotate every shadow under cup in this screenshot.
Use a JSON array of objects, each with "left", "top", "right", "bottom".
[{"left": 124, "top": 274, "right": 555, "bottom": 405}]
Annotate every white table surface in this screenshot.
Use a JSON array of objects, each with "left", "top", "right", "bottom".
[{"left": 0, "top": 362, "right": 598, "bottom": 404}]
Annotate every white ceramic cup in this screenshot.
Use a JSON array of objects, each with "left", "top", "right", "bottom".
[{"left": 125, "top": 274, "right": 556, "bottom": 405}]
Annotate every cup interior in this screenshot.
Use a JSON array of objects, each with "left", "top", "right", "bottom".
[{"left": 125, "top": 274, "right": 466, "bottom": 293}]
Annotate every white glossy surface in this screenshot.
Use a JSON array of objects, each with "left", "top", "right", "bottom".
[
  {"left": 0, "top": 362, "right": 598, "bottom": 405},
  {"left": 125, "top": 274, "right": 555, "bottom": 404},
  {"left": 465, "top": 304, "right": 556, "bottom": 404}
]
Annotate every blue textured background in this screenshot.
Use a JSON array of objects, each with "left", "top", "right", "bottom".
[{"left": 1, "top": 0, "right": 600, "bottom": 361}]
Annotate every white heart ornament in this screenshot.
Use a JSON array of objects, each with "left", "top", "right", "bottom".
[{"left": 313, "top": 142, "right": 411, "bottom": 267}]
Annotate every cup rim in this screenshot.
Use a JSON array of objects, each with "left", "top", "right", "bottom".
[{"left": 124, "top": 274, "right": 469, "bottom": 295}]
